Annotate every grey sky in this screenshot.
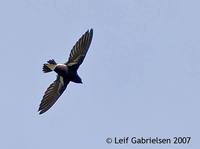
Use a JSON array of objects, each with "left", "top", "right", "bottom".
[{"left": 0, "top": 0, "right": 199, "bottom": 148}]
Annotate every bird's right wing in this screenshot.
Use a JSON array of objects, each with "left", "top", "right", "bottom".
[{"left": 38, "top": 76, "right": 69, "bottom": 114}]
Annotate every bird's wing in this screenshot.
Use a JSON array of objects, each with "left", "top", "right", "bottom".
[
  {"left": 38, "top": 76, "right": 69, "bottom": 114},
  {"left": 65, "top": 29, "right": 93, "bottom": 70}
]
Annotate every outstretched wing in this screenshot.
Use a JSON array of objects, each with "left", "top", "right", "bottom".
[
  {"left": 38, "top": 76, "right": 69, "bottom": 114},
  {"left": 65, "top": 29, "right": 93, "bottom": 70}
]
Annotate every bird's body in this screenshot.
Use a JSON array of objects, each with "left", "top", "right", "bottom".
[
  {"left": 38, "top": 29, "right": 93, "bottom": 114},
  {"left": 48, "top": 63, "right": 82, "bottom": 83}
]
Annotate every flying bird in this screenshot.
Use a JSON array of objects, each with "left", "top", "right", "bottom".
[{"left": 38, "top": 29, "right": 93, "bottom": 114}]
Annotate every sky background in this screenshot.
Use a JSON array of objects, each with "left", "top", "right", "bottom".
[{"left": 0, "top": 0, "right": 200, "bottom": 148}]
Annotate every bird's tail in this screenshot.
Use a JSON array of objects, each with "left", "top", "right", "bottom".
[{"left": 42, "top": 59, "right": 57, "bottom": 73}]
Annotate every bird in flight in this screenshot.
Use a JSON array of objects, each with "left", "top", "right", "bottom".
[{"left": 38, "top": 29, "right": 93, "bottom": 114}]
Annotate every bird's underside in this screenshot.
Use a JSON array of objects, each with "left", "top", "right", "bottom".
[{"left": 38, "top": 29, "right": 93, "bottom": 114}]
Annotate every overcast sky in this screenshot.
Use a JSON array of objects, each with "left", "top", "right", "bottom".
[{"left": 0, "top": 0, "right": 199, "bottom": 148}]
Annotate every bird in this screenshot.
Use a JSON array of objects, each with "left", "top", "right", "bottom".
[{"left": 38, "top": 29, "right": 93, "bottom": 114}]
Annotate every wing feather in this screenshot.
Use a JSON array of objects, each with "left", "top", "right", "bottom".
[
  {"left": 66, "top": 29, "right": 93, "bottom": 70},
  {"left": 38, "top": 76, "right": 69, "bottom": 114}
]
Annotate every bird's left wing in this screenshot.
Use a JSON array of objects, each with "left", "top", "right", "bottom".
[
  {"left": 65, "top": 29, "right": 93, "bottom": 70},
  {"left": 38, "top": 76, "right": 69, "bottom": 114}
]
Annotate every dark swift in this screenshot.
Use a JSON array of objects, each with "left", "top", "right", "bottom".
[{"left": 38, "top": 29, "right": 93, "bottom": 114}]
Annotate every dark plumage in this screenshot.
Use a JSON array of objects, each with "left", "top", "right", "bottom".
[{"left": 38, "top": 29, "right": 93, "bottom": 114}]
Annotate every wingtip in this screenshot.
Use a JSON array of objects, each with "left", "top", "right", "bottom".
[
  {"left": 89, "top": 28, "right": 93, "bottom": 39},
  {"left": 38, "top": 109, "right": 45, "bottom": 115},
  {"left": 38, "top": 103, "right": 49, "bottom": 115},
  {"left": 89, "top": 28, "right": 93, "bottom": 35},
  {"left": 38, "top": 111, "right": 43, "bottom": 115},
  {"left": 85, "top": 28, "right": 93, "bottom": 34},
  {"left": 38, "top": 107, "right": 42, "bottom": 114},
  {"left": 38, "top": 104, "right": 46, "bottom": 115}
]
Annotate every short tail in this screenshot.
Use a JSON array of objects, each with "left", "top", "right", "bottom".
[{"left": 42, "top": 59, "right": 57, "bottom": 73}]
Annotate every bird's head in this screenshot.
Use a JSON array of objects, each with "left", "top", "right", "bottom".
[
  {"left": 74, "top": 75, "right": 82, "bottom": 84},
  {"left": 79, "top": 79, "right": 83, "bottom": 84}
]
